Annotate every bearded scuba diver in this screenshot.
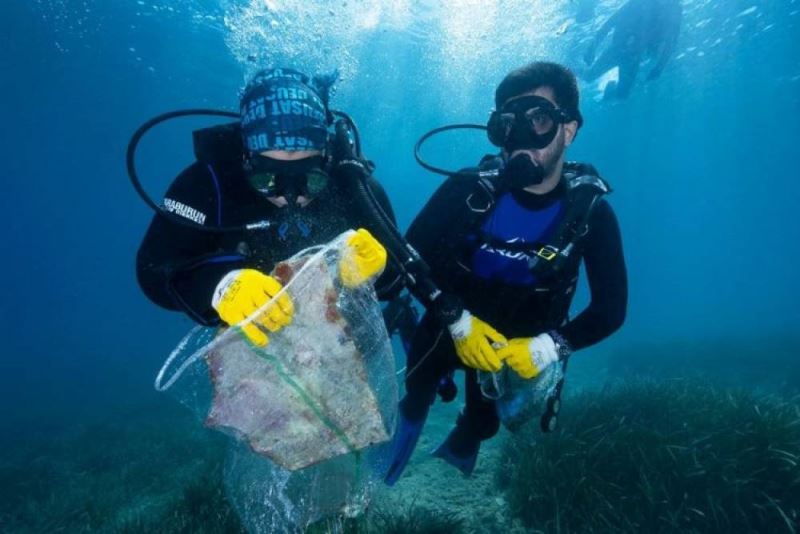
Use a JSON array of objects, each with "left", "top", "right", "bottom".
[{"left": 385, "top": 61, "right": 628, "bottom": 484}]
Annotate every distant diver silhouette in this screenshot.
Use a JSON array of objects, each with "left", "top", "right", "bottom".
[{"left": 583, "top": 0, "right": 682, "bottom": 100}]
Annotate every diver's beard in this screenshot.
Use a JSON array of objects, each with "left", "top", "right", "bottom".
[
  {"left": 531, "top": 132, "right": 566, "bottom": 183},
  {"left": 540, "top": 144, "right": 565, "bottom": 181}
]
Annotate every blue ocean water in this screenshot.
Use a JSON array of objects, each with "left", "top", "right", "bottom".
[{"left": 1, "top": 0, "right": 799, "bottom": 531}]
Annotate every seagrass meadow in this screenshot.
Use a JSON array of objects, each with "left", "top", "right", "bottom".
[
  {"left": 4, "top": 351, "right": 799, "bottom": 533},
  {"left": 499, "top": 380, "right": 800, "bottom": 533}
]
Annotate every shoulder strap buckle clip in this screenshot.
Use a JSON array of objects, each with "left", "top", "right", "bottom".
[
  {"left": 466, "top": 176, "right": 497, "bottom": 214},
  {"left": 535, "top": 245, "right": 560, "bottom": 261}
]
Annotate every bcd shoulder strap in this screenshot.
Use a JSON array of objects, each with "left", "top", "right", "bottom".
[
  {"left": 450, "top": 160, "right": 502, "bottom": 236},
  {"left": 447, "top": 159, "right": 610, "bottom": 277},
  {"left": 527, "top": 162, "right": 611, "bottom": 276}
]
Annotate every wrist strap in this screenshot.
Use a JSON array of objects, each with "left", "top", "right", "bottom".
[
  {"left": 434, "top": 293, "right": 464, "bottom": 327},
  {"left": 212, "top": 270, "right": 242, "bottom": 309},
  {"left": 547, "top": 330, "right": 573, "bottom": 361}
]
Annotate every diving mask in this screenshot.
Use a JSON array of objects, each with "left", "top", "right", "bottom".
[
  {"left": 487, "top": 95, "right": 571, "bottom": 152},
  {"left": 244, "top": 154, "right": 329, "bottom": 200}
]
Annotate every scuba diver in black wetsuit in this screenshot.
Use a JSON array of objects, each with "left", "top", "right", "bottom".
[
  {"left": 384, "top": 62, "right": 627, "bottom": 483},
  {"left": 134, "top": 67, "right": 505, "bottom": 420},
  {"left": 583, "top": 0, "right": 682, "bottom": 100},
  {"left": 136, "top": 68, "right": 404, "bottom": 340}
]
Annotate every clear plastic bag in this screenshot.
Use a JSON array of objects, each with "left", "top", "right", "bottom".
[
  {"left": 155, "top": 231, "right": 397, "bottom": 530},
  {"left": 479, "top": 361, "right": 564, "bottom": 432}
]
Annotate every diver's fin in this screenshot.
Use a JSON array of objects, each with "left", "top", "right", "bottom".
[
  {"left": 432, "top": 427, "right": 480, "bottom": 476},
  {"left": 384, "top": 412, "right": 425, "bottom": 486},
  {"left": 603, "top": 80, "right": 619, "bottom": 101}
]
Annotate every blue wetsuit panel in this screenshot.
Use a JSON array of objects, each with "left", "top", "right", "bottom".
[{"left": 469, "top": 192, "right": 564, "bottom": 286}]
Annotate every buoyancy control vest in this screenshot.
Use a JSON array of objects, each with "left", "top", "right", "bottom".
[{"left": 444, "top": 158, "right": 611, "bottom": 331}]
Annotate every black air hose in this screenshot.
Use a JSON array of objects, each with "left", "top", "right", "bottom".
[{"left": 334, "top": 121, "right": 444, "bottom": 308}]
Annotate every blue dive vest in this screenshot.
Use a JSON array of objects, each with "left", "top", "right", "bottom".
[{"left": 469, "top": 192, "right": 565, "bottom": 286}]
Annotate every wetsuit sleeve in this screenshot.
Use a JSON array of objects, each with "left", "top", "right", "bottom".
[
  {"left": 363, "top": 176, "right": 406, "bottom": 300},
  {"left": 136, "top": 163, "right": 245, "bottom": 325},
  {"left": 557, "top": 199, "right": 627, "bottom": 350}
]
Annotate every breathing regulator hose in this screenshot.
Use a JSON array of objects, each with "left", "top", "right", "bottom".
[
  {"left": 126, "top": 109, "right": 271, "bottom": 233},
  {"left": 333, "top": 121, "right": 457, "bottom": 319}
]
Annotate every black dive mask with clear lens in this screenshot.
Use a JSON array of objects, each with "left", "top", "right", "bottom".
[
  {"left": 244, "top": 154, "right": 329, "bottom": 201},
  {"left": 487, "top": 95, "right": 570, "bottom": 152}
]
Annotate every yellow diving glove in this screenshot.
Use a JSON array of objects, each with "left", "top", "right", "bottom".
[
  {"left": 212, "top": 269, "right": 294, "bottom": 347},
  {"left": 448, "top": 310, "right": 507, "bottom": 372},
  {"left": 339, "top": 228, "right": 388, "bottom": 288},
  {"left": 496, "top": 334, "right": 561, "bottom": 379}
]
